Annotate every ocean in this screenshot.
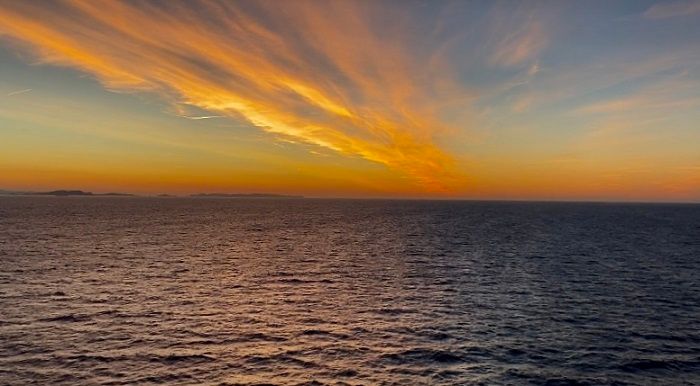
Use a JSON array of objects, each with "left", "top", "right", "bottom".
[{"left": 1, "top": 197, "right": 699, "bottom": 385}]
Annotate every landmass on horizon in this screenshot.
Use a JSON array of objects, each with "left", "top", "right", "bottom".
[
  {"left": 0, "top": 189, "right": 134, "bottom": 197},
  {"left": 0, "top": 189, "right": 303, "bottom": 199}
]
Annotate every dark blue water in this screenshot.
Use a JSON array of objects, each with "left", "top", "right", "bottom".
[{"left": 1, "top": 197, "right": 699, "bottom": 385}]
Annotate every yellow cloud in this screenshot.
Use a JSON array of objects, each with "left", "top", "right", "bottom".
[{"left": 0, "top": 0, "right": 464, "bottom": 192}]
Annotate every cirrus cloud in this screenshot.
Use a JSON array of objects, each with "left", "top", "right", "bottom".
[{"left": 0, "top": 0, "right": 470, "bottom": 191}]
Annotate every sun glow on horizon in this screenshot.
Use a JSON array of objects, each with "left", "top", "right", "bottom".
[{"left": 1, "top": 0, "right": 699, "bottom": 201}]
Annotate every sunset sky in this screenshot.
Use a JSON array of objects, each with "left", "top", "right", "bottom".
[{"left": 1, "top": 0, "right": 699, "bottom": 201}]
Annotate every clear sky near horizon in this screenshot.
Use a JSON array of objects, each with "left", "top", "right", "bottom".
[{"left": 1, "top": 0, "right": 699, "bottom": 201}]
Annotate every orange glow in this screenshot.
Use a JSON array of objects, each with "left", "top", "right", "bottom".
[
  {"left": 0, "top": 0, "right": 463, "bottom": 192},
  {"left": 0, "top": 1, "right": 698, "bottom": 201}
]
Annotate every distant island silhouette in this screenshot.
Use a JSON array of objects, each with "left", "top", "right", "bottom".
[
  {"left": 0, "top": 189, "right": 133, "bottom": 196},
  {"left": 36, "top": 190, "right": 135, "bottom": 196},
  {"left": 1, "top": 189, "right": 301, "bottom": 198}
]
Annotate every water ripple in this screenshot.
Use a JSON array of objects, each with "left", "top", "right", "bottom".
[{"left": 1, "top": 197, "right": 699, "bottom": 385}]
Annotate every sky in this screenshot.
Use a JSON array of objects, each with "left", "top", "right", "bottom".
[{"left": 1, "top": 0, "right": 699, "bottom": 201}]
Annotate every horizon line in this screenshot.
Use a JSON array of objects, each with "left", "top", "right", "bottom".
[{"left": 1, "top": 187, "right": 698, "bottom": 205}]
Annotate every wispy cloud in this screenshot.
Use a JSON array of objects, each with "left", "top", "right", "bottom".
[
  {"left": 489, "top": 20, "right": 547, "bottom": 68},
  {"left": 0, "top": 0, "right": 468, "bottom": 191},
  {"left": 179, "top": 115, "right": 224, "bottom": 120},
  {"left": 6, "top": 88, "right": 32, "bottom": 97},
  {"left": 644, "top": 0, "right": 700, "bottom": 19},
  {"left": 497, "top": 47, "right": 700, "bottom": 116},
  {"left": 576, "top": 72, "right": 700, "bottom": 115}
]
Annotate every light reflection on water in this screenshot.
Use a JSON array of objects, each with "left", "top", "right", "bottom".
[{"left": 1, "top": 197, "right": 699, "bottom": 385}]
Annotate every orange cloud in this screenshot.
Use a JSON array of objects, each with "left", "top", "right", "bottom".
[{"left": 0, "top": 0, "right": 465, "bottom": 192}]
